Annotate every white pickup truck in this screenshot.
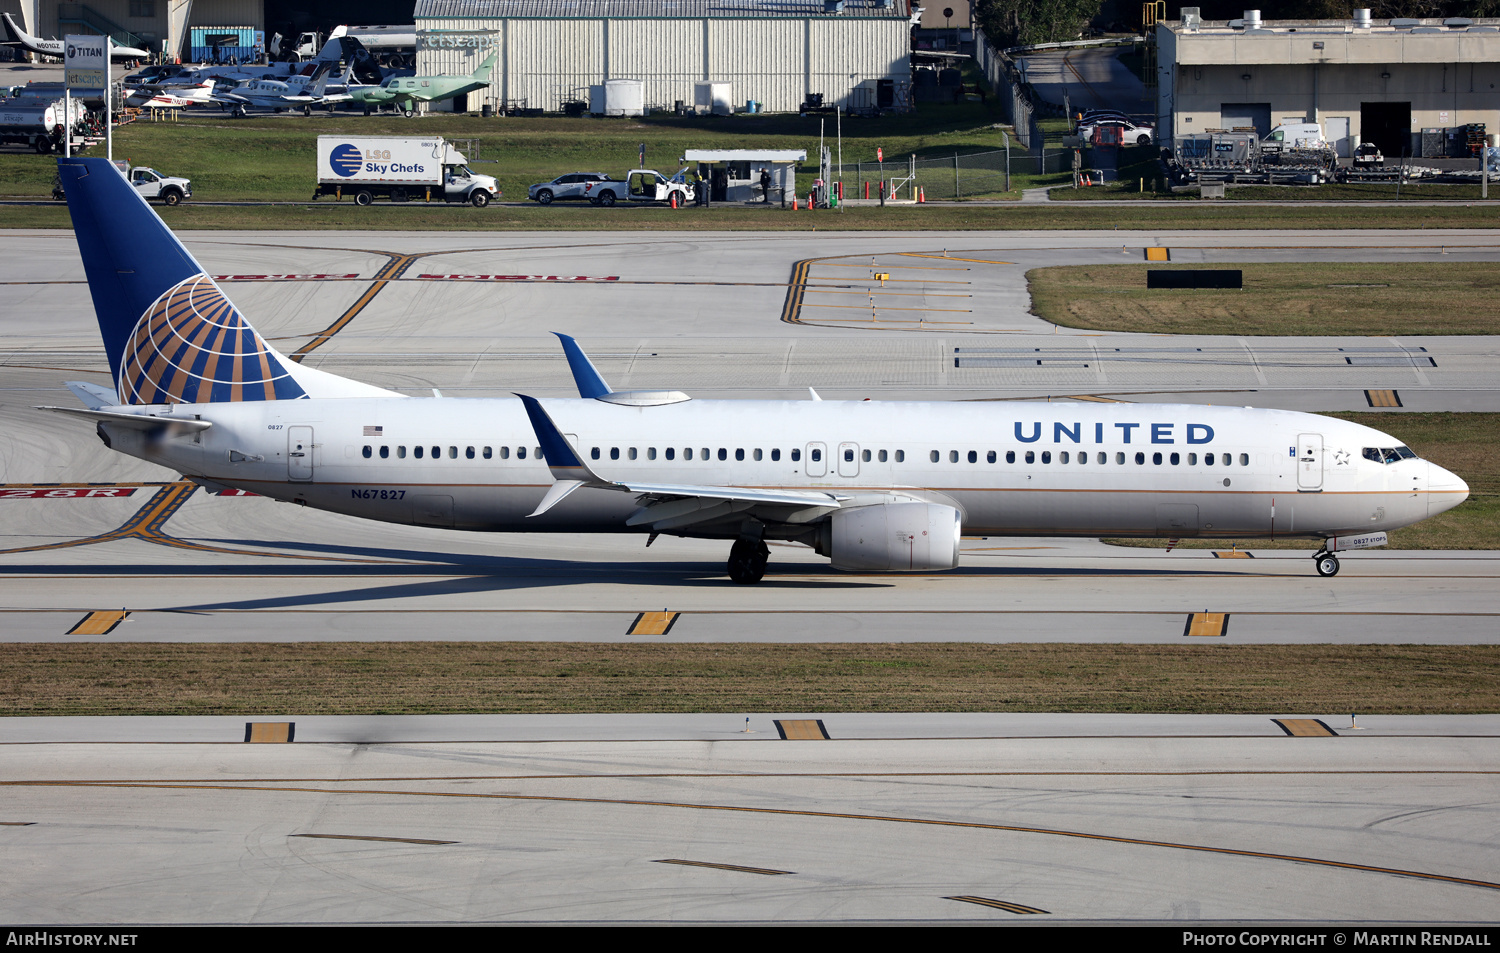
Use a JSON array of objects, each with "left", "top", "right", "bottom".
[
  {"left": 587, "top": 168, "right": 694, "bottom": 207},
  {"left": 53, "top": 162, "right": 192, "bottom": 205}
]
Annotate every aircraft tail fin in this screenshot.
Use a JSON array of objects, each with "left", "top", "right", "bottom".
[
  {"left": 472, "top": 52, "right": 498, "bottom": 83},
  {"left": 58, "top": 156, "right": 401, "bottom": 406},
  {"left": 552, "top": 333, "right": 612, "bottom": 398}
]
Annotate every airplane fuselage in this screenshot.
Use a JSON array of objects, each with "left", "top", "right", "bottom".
[{"left": 98, "top": 396, "right": 1460, "bottom": 543}]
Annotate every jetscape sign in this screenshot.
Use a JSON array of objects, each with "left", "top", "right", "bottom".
[{"left": 64, "top": 35, "right": 107, "bottom": 91}]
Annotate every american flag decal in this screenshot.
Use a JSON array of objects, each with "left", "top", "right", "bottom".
[{"left": 363, "top": 426, "right": 383, "bottom": 436}]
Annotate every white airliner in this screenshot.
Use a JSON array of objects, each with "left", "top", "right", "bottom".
[{"left": 46, "top": 156, "right": 1469, "bottom": 583}]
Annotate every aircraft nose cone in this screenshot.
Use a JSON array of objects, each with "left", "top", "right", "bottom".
[{"left": 1427, "top": 462, "right": 1469, "bottom": 516}]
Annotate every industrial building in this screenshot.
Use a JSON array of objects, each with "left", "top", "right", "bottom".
[
  {"left": 1156, "top": 8, "right": 1500, "bottom": 159},
  {"left": 412, "top": 0, "right": 914, "bottom": 114}
]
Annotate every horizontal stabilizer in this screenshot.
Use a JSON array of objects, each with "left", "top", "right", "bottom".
[
  {"left": 37, "top": 405, "right": 212, "bottom": 434},
  {"left": 65, "top": 381, "right": 117, "bottom": 410}
]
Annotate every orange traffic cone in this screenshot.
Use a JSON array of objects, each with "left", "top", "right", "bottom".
[
  {"left": 793, "top": 194, "right": 799, "bottom": 210},
  {"left": 918, "top": 186, "right": 925, "bottom": 203},
  {"left": 670, "top": 191, "right": 678, "bottom": 209}
]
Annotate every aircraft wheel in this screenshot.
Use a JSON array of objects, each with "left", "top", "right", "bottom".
[
  {"left": 302, "top": 105, "right": 311, "bottom": 117},
  {"left": 727, "top": 539, "right": 769, "bottom": 585},
  {"left": 402, "top": 107, "right": 414, "bottom": 118},
  {"left": 1314, "top": 553, "right": 1340, "bottom": 577},
  {"left": 363, "top": 106, "right": 372, "bottom": 117},
  {"left": 354, "top": 190, "right": 374, "bottom": 207}
]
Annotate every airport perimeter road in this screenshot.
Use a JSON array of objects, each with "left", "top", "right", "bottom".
[{"left": 2, "top": 714, "right": 1497, "bottom": 924}]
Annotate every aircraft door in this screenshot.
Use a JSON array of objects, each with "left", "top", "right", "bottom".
[
  {"left": 288, "top": 426, "right": 314, "bottom": 481},
  {"left": 838, "top": 442, "right": 860, "bottom": 478},
  {"left": 1297, "top": 433, "right": 1324, "bottom": 490},
  {"left": 805, "top": 442, "right": 827, "bottom": 478}
]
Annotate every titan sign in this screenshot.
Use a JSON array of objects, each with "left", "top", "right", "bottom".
[{"left": 64, "top": 35, "right": 106, "bottom": 91}]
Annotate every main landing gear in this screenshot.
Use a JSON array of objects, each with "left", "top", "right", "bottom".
[
  {"left": 1313, "top": 548, "right": 1341, "bottom": 577},
  {"left": 727, "top": 539, "right": 769, "bottom": 585}
]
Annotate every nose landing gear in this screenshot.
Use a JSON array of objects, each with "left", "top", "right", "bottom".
[{"left": 727, "top": 539, "right": 769, "bottom": 585}]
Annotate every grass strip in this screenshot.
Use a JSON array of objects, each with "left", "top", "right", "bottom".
[
  {"left": 1106, "top": 412, "right": 1500, "bottom": 550},
  {"left": 1027, "top": 262, "right": 1500, "bottom": 336},
  {"left": 3, "top": 643, "right": 1496, "bottom": 716},
  {"left": 7, "top": 201, "right": 1500, "bottom": 231}
]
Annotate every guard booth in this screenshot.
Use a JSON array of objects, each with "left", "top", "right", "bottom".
[{"left": 683, "top": 149, "right": 806, "bottom": 204}]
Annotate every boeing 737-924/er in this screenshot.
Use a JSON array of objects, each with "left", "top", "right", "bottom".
[{"left": 47, "top": 156, "right": 1468, "bottom": 583}]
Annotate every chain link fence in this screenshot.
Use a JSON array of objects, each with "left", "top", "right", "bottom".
[{"left": 833, "top": 148, "right": 1071, "bottom": 200}]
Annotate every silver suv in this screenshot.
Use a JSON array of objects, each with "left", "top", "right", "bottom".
[{"left": 528, "top": 172, "right": 612, "bottom": 205}]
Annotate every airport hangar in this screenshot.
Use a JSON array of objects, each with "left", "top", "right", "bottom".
[
  {"left": 1155, "top": 8, "right": 1500, "bottom": 160},
  {"left": 411, "top": 0, "right": 915, "bottom": 114},
  {"left": 1, "top": 0, "right": 267, "bottom": 61}
]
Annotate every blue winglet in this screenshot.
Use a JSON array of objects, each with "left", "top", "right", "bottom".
[
  {"left": 515, "top": 393, "right": 600, "bottom": 483},
  {"left": 552, "top": 333, "right": 612, "bottom": 399}
]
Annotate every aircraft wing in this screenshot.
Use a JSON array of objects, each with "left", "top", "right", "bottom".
[{"left": 515, "top": 394, "right": 841, "bottom": 522}]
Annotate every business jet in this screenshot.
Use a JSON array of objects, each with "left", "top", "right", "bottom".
[
  {"left": 2, "top": 13, "right": 148, "bottom": 61},
  {"left": 45, "top": 156, "right": 1469, "bottom": 583}
]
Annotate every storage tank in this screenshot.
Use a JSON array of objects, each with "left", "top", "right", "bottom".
[
  {"left": 0, "top": 100, "right": 63, "bottom": 153},
  {"left": 602, "top": 79, "right": 644, "bottom": 117}
]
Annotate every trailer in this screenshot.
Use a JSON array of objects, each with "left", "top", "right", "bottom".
[{"left": 314, "top": 136, "right": 500, "bottom": 207}]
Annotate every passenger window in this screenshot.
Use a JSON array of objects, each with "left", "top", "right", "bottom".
[
  {"left": 1041, "top": 451, "right": 1051, "bottom": 464},
  {"left": 752, "top": 449, "right": 761, "bottom": 461},
  {"left": 879, "top": 450, "right": 888, "bottom": 462},
  {"left": 647, "top": 448, "right": 656, "bottom": 460},
  {"left": 611, "top": 447, "right": 620, "bottom": 460},
  {"left": 736, "top": 449, "right": 745, "bottom": 461},
  {"left": 517, "top": 447, "right": 526, "bottom": 459},
  {"left": 449, "top": 447, "right": 457, "bottom": 459},
  {"left": 415, "top": 446, "right": 424, "bottom": 459},
  {"left": 770, "top": 449, "right": 779, "bottom": 462},
  {"left": 1170, "top": 452, "right": 1179, "bottom": 465},
  {"left": 1116, "top": 452, "right": 1125, "bottom": 464},
  {"left": 861, "top": 449, "right": 870, "bottom": 463},
  {"left": 397, "top": 446, "right": 407, "bottom": 459},
  {"left": 591, "top": 447, "right": 600, "bottom": 460},
  {"left": 894, "top": 450, "right": 904, "bottom": 463},
  {"left": 791, "top": 449, "right": 801, "bottom": 462},
  {"left": 1187, "top": 453, "right": 1196, "bottom": 465},
  {"left": 483, "top": 447, "right": 492, "bottom": 459},
  {"left": 685, "top": 448, "right": 693, "bottom": 460},
  {"left": 1135, "top": 452, "right": 1145, "bottom": 465},
  {"left": 930, "top": 451, "right": 940, "bottom": 463},
  {"left": 1240, "top": 453, "right": 1250, "bottom": 466},
  {"left": 1079, "top": 452, "right": 1088, "bottom": 465},
  {"left": 811, "top": 448, "right": 822, "bottom": 462},
  {"left": 949, "top": 450, "right": 959, "bottom": 463},
  {"left": 701, "top": 448, "right": 709, "bottom": 460},
  {"left": 362, "top": 445, "right": 372, "bottom": 459},
  {"left": 1205, "top": 453, "right": 1215, "bottom": 466},
  {"left": 666, "top": 447, "right": 675, "bottom": 460},
  {"left": 986, "top": 451, "right": 995, "bottom": 463},
  {"left": 500, "top": 446, "right": 509, "bottom": 459},
  {"left": 466, "top": 446, "right": 475, "bottom": 459},
  {"left": 1006, "top": 450, "right": 1016, "bottom": 464},
  {"left": 720, "top": 448, "right": 728, "bottom": 461},
  {"left": 967, "top": 450, "right": 977, "bottom": 463},
  {"left": 379, "top": 446, "right": 389, "bottom": 459},
  {"left": 536, "top": 448, "right": 543, "bottom": 460},
  {"left": 431, "top": 446, "right": 439, "bottom": 458},
  {"left": 1025, "top": 451, "right": 1034, "bottom": 464},
  {"left": 628, "top": 448, "right": 637, "bottom": 460},
  {"left": 1059, "top": 451, "right": 1069, "bottom": 464},
  {"left": 1097, "top": 452, "right": 1106, "bottom": 464}
]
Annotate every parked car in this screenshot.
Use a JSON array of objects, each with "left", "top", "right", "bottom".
[
  {"left": 54, "top": 163, "right": 192, "bottom": 205},
  {"left": 587, "top": 168, "right": 694, "bottom": 207},
  {"left": 123, "top": 64, "right": 191, "bottom": 87},
  {"left": 1077, "top": 118, "right": 1154, "bottom": 146},
  {"left": 528, "top": 172, "right": 612, "bottom": 204}
]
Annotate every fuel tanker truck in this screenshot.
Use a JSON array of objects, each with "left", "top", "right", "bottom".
[{"left": 0, "top": 98, "right": 67, "bottom": 153}]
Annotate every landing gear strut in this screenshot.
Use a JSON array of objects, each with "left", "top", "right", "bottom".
[
  {"left": 1313, "top": 549, "right": 1340, "bottom": 577},
  {"left": 727, "top": 539, "right": 769, "bottom": 585}
]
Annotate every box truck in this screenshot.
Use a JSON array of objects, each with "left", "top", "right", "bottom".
[{"left": 314, "top": 136, "right": 500, "bottom": 206}]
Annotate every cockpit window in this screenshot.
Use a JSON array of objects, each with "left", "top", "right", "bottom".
[{"left": 1363, "top": 446, "right": 1417, "bottom": 464}]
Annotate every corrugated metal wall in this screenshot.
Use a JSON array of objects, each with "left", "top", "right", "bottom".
[{"left": 417, "top": 15, "right": 909, "bottom": 112}]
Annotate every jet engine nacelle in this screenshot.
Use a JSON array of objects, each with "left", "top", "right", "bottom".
[{"left": 819, "top": 502, "right": 962, "bottom": 572}]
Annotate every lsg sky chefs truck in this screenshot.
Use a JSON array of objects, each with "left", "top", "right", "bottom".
[{"left": 314, "top": 136, "right": 500, "bottom": 207}]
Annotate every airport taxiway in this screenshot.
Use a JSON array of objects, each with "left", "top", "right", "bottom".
[
  {"left": 2, "top": 713, "right": 1498, "bottom": 924},
  {"left": 2, "top": 228, "right": 1497, "bottom": 643}
]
